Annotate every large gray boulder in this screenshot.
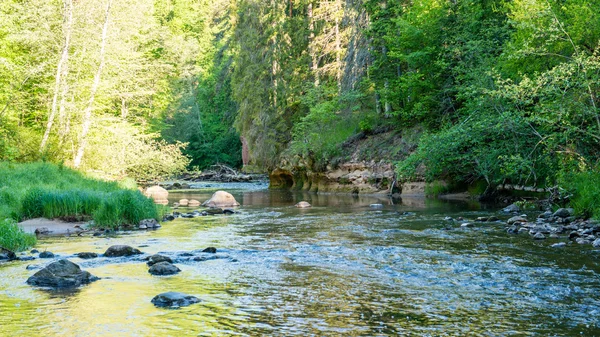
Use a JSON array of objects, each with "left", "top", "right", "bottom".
[
  {"left": 202, "top": 191, "right": 240, "bottom": 208},
  {"left": 151, "top": 292, "right": 200, "bottom": 308},
  {"left": 26, "top": 259, "right": 99, "bottom": 288},
  {"left": 104, "top": 245, "right": 142, "bottom": 257}
]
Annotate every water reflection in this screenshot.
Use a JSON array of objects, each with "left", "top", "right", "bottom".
[{"left": 0, "top": 189, "right": 599, "bottom": 335}]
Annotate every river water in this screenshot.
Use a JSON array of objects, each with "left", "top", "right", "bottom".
[{"left": 1, "top": 186, "right": 600, "bottom": 336}]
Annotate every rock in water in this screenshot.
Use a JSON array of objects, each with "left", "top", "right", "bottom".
[
  {"left": 104, "top": 245, "right": 142, "bottom": 257},
  {"left": 0, "top": 247, "right": 17, "bottom": 261},
  {"left": 553, "top": 208, "right": 574, "bottom": 218},
  {"left": 148, "top": 262, "right": 181, "bottom": 275},
  {"left": 146, "top": 254, "right": 173, "bottom": 266},
  {"left": 202, "top": 191, "right": 240, "bottom": 208},
  {"left": 502, "top": 203, "right": 520, "bottom": 213},
  {"left": 188, "top": 199, "right": 201, "bottom": 207},
  {"left": 151, "top": 292, "right": 200, "bottom": 308},
  {"left": 139, "top": 219, "right": 159, "bottom": 229},
  {"left": 26, "top": 259, "right": 99, "bottom": 288},
  {"left": 76, "top": 252, "right": 98, "bottom": 259},
  {"left": 39, "top": 251, "right": 55, "bottom": 259},
  {"left": 202, "top": 247, "right": 217, "bottom": 254},
  {"left": 145, "top": 186, "right": 169, "bottom": 205},
  {"left": 295, "top": 201, "right": 312, "bottom": 208}
]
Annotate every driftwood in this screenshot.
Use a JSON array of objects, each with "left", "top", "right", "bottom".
[{"left": 181, "top": 165, "right": 252, "bottom": 183}]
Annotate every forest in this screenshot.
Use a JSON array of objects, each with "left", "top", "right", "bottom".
[{"left": 1, "top": 0, "right": 600, "bottom": 214}]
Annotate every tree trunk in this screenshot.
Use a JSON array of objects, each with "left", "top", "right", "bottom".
[
  {"left": 308, "top": 2, "right": 318, "bottom": 87},
  {"left": 40, "top": 0, "right": 73, "bottom": 152},
  {"left": 73, "top": 0, "right": 112, "bottom": 168}
]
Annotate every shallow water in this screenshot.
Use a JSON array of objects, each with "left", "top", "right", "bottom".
[{"left": 1, "top": 188, "right": 600, "bottom": 336}]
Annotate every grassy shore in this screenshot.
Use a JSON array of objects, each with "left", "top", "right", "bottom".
[{"left": 0, "top": 162, "right": 160, "bottom": 251}]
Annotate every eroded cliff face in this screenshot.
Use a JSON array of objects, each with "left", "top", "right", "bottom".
[
  {"left": 270, "top": 161, "right": 396, "bottom": 194},
  {"left": 269, "top": 129, "right": 424, "bottom": 195}
]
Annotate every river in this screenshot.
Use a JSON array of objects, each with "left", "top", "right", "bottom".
[{"left": 1, "top": 185, "right": 599, "bottom": 336}]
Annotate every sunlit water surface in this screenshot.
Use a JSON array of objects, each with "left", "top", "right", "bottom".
[{"left": 1, "top": 187, "right": 600, "bottom": 336}]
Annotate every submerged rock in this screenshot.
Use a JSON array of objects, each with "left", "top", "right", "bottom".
[
  {"left": 204, "top": 208, "right": 224, "bottom": 215},
  {"left": 295, "top": 201, "right": 312, "bottom": 208},
  {"left": 151, "top": 292, "right": 200, "bottom": 308},
  {"left": 202, "top": 191, "right": 240, "bottom": 208},
  {"left": 223, "top": 209, "right": 235, "bottom": 215},
  {"left": 147, "top": 254, "right": 173, "bottom": 266},
  {"left": 148, "top": 262, "right": 181, "bottom": 275},
  {"left": 26, "top": 259, "right": 99, "bottom": 288},
  {"left": 202, "top": 247, "right": 217, "bottom": 254},
  {"left": 533, "top": 233, "right": 546, "bottom": 240},
  {"left": 76, "top": 252, "right": 98, "bottom": 259},
  {"left": 104, "top": 245, "right": 142, "bottom": 257},
  {"left": 551, "top": 242, "right": 567, "bottom": 248}
]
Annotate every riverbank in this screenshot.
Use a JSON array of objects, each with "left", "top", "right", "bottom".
[{"left": 0, "top": 162, "right": 160, "bottom": 251}]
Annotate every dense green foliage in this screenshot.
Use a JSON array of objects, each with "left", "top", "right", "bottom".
[
  {"left": 2, "top": 0, "right": 600, "bottom": 213},
  {"left": 0, "top": 162, "right": 158, "bottom": 233}
]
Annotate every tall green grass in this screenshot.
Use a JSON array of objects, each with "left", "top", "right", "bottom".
[
  {"left": 562, "top": 170, "right": 600, "bottom": 219},
  {"left": 0, "top": 219, "right": 36, "bottom": 251},
  {"left": 0, "top": 162, "right": 160, "bottom": 250}
]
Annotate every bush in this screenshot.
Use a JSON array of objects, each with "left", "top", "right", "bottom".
[{"left": 0, "top": 219, "right": 36, "bottom": 252}]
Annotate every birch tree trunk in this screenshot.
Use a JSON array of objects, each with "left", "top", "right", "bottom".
[
  {"left": 40, "top": 0, "right": 73, "bottom": 152},
  {"left": 308, "top": 2, "right": 318, "bottom": 87},
  {"left": 73, "top": 0, "right": 112, "bottom": 168}
]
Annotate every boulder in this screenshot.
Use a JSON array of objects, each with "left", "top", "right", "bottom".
[
  {"left": 295, "top": 201, "right": 312, "bottom": 208},
  {"left": 202, "top": 191, "right": 240, "bottom": 208},
  {"left": 140, "top": 219, "right": 159, "bottom": 229},
  {"left": 145, "top": 186, "right": 169, "bottom": 205},
  {"left": 76, "top": 252, "right": 98, "bottom": 259},
  {"left": 202, "top": 247, "right": 217, "bottom": 254},
  {"left": 178, "top": 199, "right": 189, "bottom": 206},
  {"left": 551, "top": 242, "right": 567, "bottom": 248},
  {"left": 151, "top": 292, "right": 200, "bottom": 308},
  {"left": 533, "top": 233, "right": 546, "bottom": 240},
  {"left": 502, "top": 203, "right": 520, "bottom": 213},
  {"left": 148, "top": 262, "right": 181, "bottom": 276},
  {"left": 104, "top": 245, "right": 142, "bottom": 257},
  {"left": 507, "top": 216, "right": 527, "bottom": 225},
  {"left": 553, "top": 208, "right": 574, "bottom": 218},
  {"left": 26, "top": 259, "right": 99, "bottom": 288},
  {"left": 593, "top": 238, "right": 600, "bottom": 248},
  {"left": 188, "top": 199, "right": 201, "bottom": 207},
  {"left": 39, "top": 251, "right": 55, "bottom": 259},
  {"left": 0, "top": 247, "right": 17, "bottom": 261},
  {"left": 147, "top": 254, "right": 173, "bottom": 266}
]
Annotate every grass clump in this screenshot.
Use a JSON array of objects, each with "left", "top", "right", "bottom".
[
  {"left": 561, "top": 170, "right": 600, "bottom": 219},
  {"left": 0, "top": 219, "right": 36, "bottom": 251}
]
